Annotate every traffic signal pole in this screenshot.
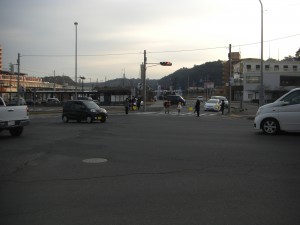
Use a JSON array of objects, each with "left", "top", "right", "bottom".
[{"left": 141, "top": 50, "right": 171, "bottom": 112}]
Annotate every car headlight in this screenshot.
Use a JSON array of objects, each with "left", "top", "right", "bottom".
[
  {"left": 90, "top": 109, "right": 96, "bottom": 113},
  {"left": 99, "top": 108, "right": 107, "bottom": 114}
]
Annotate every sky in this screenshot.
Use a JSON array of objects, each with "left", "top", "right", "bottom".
[{"left": 0, "top": 0, "right": 299, "bottom": 82}]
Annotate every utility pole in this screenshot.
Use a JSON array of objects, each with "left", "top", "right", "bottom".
[
  {"left": 17, "top": 53, "right": 20, "bottom": 105},
  {"left": 259, "top": 0, "right": 264, "bottom": 106},
  {"left": 228, "top": 44, "right": 232, "bottom": 114},
  {"left": 142, "top": 50, "right": 147, "bottom": 112},
  {"left": 74, "top": 22, "right": 78, "bottom": 100}
]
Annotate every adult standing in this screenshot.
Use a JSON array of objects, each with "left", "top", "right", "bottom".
[
  {"left": 220, "top": 99, "right": 225, "bottom": 115},
  {"left": 125, "top": 98, "right": 130, "bottom": 114},
  {"left": 177, "top": 102, "right": 182, "bottom": 115},
  {"left": 194, "top": 99, "right": 201, "bottom": 117}
]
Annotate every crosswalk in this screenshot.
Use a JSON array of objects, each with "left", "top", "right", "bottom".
[{"left": 133, "top": 111, "right": 221, "bottom": 117}]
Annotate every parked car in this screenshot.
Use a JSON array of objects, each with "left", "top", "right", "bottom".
[
  {"left": 46, "top": 98, "right": 61, "bottom": 105},
  {"left": 62, "top": 100, "right": 108, "bottom": 123},
  {"left": 166, "top": 95, "right": 186, "bottom": 106},
  {"left": 254, "top": 87, "right": 300, "bottom": 135},
  {"left": 77, "top": 96, "right": 93, "bottom": 101},
  {"left": 8, "top": 97, "right": 26, "bottom": 106},
  {"left": 0, "top": 97, "right": 29, "bottom": 136},
  {"left": 211, "top": 96, "right": 228, "bottom": 108},
  {"left": 204, "top": 99, "right": 221, "bottom": 111}
]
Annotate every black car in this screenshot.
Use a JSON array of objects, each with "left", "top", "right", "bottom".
[
  {"left": 62, "top": 100, "right": 108, "bottom": 123},
  {"left": 165, "top": 95, "right": 186, "bottom": 106}
]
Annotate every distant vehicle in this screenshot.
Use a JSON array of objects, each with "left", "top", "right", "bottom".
[
  {"left": 197, "top": 96, "right": 204, "bottom": 102},
  {"left": 77, "top": 96, "right": 93, "bottom": 101},
  {"left": 46, "top": 98, "right": 60, "bottom": 105},
  {"left": 8, "top": 97, "right": 26, "bottom": 106},
  {"left": 211, "top": 96, "right": 228, "bottom": 108},
  {"left": 254, "top": 87, "right": 300, "bottom": 135},
  {"left": 0, "top": 97, "right": 30, "bottom": 136},
  {"left": 204, "top": 99, "right": 221, "bottom": 111},
  {"left": 62, "top": 100, "right": 108, "bottom": 123},
  {"left": 166, "top": 95, "right": 186, "bottom": 106}
]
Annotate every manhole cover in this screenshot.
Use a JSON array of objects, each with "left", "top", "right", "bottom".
[{"left": 82, "top": 158, "right": 108, "bottom": 163}]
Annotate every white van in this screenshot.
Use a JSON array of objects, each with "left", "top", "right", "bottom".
[{"left": 254, "top": 87, "right": 300, "bottom": 134}]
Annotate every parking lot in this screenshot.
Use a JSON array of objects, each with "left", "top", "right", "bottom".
[{"left": 1, "top": 109, "right": 299, "bottom": 225}]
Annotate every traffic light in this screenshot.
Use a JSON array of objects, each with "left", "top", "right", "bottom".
[{"left": 160, "top": 62, "right": 172, "bottom": 66}]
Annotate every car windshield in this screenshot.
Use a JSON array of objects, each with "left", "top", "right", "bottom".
[
  {"left": 84, "top": 100, "right": 101, "bottom": 109},
  {"left": 207, "top": 99, "right": 219, "bottom": 103}
]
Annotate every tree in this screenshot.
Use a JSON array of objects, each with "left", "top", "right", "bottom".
[{"left": 295, "top": 48, "right": 300, "bottom": 61}]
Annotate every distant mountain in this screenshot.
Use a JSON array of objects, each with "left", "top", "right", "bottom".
[
  {"left": 43, "top": 60, "right": 224, "bottom": 91},
  {"left": 158, "top": 60, "right": 224, "bottom": 90},
  {"left": 93, "top": 78, "right": 159, "bottom": 90},
  {"left": 43, "top": 75, "right": 75, "bottom": 86}
]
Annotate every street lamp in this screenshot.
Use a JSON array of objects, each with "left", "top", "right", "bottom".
[
  {"left": 259, "top": 0, "right": 264, "bottom": 106},
  {"left": 74, "top": 22, "right": 78, "bottom": 100}
]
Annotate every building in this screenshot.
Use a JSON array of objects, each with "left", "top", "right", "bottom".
[{"left": 233, "top": 59, "right": 300, "bottom": 102}]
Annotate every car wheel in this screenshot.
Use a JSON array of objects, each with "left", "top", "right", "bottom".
[
  {"left": 262, "top": 119, "right": 280, "bottom": 135},
  {"left": 86, "top": 116, "right": 93, "bottom": 123},
  {"left": 62, "top": 115, "right": 69, "bottom": 123},
  {"left": 9, "top": 127, "right": 23, "bottom": 136}
]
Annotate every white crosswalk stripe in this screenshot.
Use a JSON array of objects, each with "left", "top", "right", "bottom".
[{"left": 134, "top": 111, "right": 219, "bottom": 117}]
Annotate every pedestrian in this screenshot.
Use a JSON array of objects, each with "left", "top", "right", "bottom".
[
  {"left": 220, "top": 99, "right": 225, "bottom": 115},
  {"left": 163, "top": 100, "right": 171, "bottom": 114},
  {"left": 177, "top": 102, "right": 182, "bottom": 115},
  {"left": 125, "top": 98, "right": 129, "bottom": 114},
  {"left": 137, "top": 98, "right": 141, "bottom": 111},
  {"left": 194, "top": 99, "right": 200, "bottom": 117}
]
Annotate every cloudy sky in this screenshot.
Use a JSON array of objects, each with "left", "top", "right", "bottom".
[{"left": 0, "top": 0, "right": 299, "bottom": 82}]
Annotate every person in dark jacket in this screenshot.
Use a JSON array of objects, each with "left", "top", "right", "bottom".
[
  {"left": 125, "top": 98, "right": 130, "bottom": 114},
  {"left": 194, "top": 99, "right": 200, "bottom": 117},
  {"left": 220, "top": 100, "right": 225, "bottom": 115}
]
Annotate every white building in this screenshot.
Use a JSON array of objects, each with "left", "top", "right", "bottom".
[{"left": 233, "top": 59, "right": 300, "bottom": 102}]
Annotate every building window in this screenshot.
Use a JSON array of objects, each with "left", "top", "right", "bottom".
[
  {"left": 265, "top": 65, "right": 270, "bottom": 71},
  {"left": 246, "top": 65, "right": 251, "bottom": 71},
  {"left": 256, "top": 65, "right": 260, "bottom": 71},
  {"left": 293, "top": 65, "right": 298, "bottom": 71},
  {"left": 246, "top": 76, "right": 260, "bottom": 84},
  {"left": 274, "top": 65, "right": 279, "bottom": 71},
  {"left": 280, "top": 76, "right": 300, "bottom": 86},
  {"left": 283, "top": 65, "right": 288, "bottom": 71}
]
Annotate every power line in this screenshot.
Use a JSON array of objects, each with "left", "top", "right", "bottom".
[
  {"left": 21, "top": 52, "right": 143, "bottom": 57},
  {"left": 232, "top": 33, "right": 300, "bottom": 48},
  {"left": 19, "top": 33, "right": 299, "bottom": 58}
]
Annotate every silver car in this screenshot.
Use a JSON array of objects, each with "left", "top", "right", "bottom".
[
  {"left": 211, "top": 96, "right": 228, "bottom": 108},
  {"left": 204, "top": 99, "right": 221, "bottom": 111}
]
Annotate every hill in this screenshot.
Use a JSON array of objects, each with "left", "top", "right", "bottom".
[
  {"left": 42, "top": 60, "right": 224, "bottom": 91},
  {"left": 158, "top": 60, "right": 224, "bottom": 90}
]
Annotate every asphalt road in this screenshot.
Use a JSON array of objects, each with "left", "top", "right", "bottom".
[{"left": 0, "top": 112, "right": 299, "bottom": 225}]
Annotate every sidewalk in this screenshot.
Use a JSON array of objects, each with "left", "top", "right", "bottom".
[{"left": 229, "top": 101, "right": 258, "bottom": 119}]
